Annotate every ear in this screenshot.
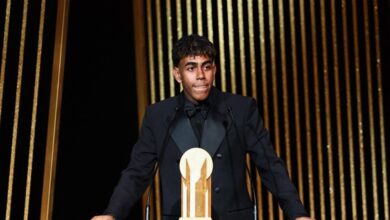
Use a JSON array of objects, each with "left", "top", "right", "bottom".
[{"left": 173, "top": 67, "right": 182, "bottom": 83}]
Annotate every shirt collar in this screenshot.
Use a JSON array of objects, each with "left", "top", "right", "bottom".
[{"left": 183, "top": 87, "right": 214, "bottom": 119}]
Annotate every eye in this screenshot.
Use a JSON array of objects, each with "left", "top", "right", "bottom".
[
  {"left": 203, "top": 64, "right": 212, "bottom": 71},
  {"left": 186, "top": 66, "right": 195, "bottom": 71}
]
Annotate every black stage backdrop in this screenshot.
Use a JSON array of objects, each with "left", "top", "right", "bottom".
[{"left": 52, "top": 1, "right": 140, "bottom": 220}]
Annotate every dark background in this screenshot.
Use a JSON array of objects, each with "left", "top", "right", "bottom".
[{"left": 52, "top": 1, "right": 141, "bottom": 219}]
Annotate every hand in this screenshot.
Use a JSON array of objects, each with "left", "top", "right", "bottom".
[
  {"left": 296, "top": 217, "right": 314, "bottom": 220},
  {"left": 91, "top": 215, "right": 115, "bottom": 220}
]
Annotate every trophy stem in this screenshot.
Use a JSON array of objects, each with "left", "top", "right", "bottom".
[{"left": 179, "top": 148, "right": 213, "bottom": 220}]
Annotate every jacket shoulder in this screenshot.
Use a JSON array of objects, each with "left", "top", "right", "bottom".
[
  {"left": 220, "top": 91, "right": 257, "bottom": 107},
  {"left": 144, "top": 96, "right": 179, "bottom": 119}
]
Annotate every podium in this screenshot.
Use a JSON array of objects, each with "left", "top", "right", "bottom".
[{"left": 179, "top": 148, "right": 213, "bottom": 220}]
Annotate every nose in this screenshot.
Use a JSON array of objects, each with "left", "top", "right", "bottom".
[{"left": 196, "top": 68, "right": 205, "bottom": 80}]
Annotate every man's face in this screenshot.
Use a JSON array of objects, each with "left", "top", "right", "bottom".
[{"left": 173, "top": 55, "right": 216, "bottom": 103}]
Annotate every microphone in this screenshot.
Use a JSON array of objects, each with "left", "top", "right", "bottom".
[
  {"left": 226, "top": 106, "right": 258, "bottom": 220},
  {"left": 145, "top": 106, "right": 180, "bottom": 220}
]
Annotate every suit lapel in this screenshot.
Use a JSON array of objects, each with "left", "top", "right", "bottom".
[
  {"left": 171, "top": 113, "right": 199, "bottom": 153},
  {"left": 200, "top": 111, "right": 227, "bottom": 157},
  {"left": 200, "top": 90, "right": 234, "bottom": 157}
]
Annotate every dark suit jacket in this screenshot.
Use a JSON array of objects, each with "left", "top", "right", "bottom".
[{"left": 104, "top": 88, "right": 308, "bottom": 220}]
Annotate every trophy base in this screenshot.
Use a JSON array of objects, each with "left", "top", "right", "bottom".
[{"left": 179, "top": 218, "right": 212, "bottom": 220}]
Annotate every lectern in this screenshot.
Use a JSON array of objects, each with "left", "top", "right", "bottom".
[{"left": 179, "top": 148, "right": 213, "bottom": 220}]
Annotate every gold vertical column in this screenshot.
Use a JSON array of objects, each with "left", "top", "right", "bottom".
[
  {"left": 40, "top": 0, "right": 69, "bottom": 219},
  {"left": 6, "top": 0, "right": 29, "bottom": 219},
  {"left": 146, "top": 0, "right": 156, "bottom": 103},
  {"left": 319, "top": 0, "right": 336, "bottom": 219},
  {"left": 166, "top": 0, "right": 175, "bottom": 97},
  {"left": 155, "top": 1, "right": 164, "bottom": 217},
  {"left": 362, "top": 0, "right": 379, "bottom": 218},
  {"left": 237, "top": 0, "right": 251, "bottom": 205},
  {"left": 217, "top": 0, "right": 227, "bottom": 91},
  {"left": 278, "top": 0, "right": 291, "bottom": 176},
  {"left": 196, "top": 0, "right": 203, "bottom": 35},
  {"left": 267, "top": 0, "right": 279, "bottom": 156},
  {"left": 352, "top": 0, "right": 367, "bottom": 218},
  {"left": 341, "top": 0, "right": 357, "bottom": 218},
  {"left": 300, "top": 0, "right": 315, "bottom": 216},
  {"left": 186, "top": 0, "right": 193, "bottom": 34},
  {"left": 309, "top": 0, "right": 326, "bottom": 218},
  {"left": 133, "top": 0, "right": 148, "bottom": 136},
  {"left": 156, "top": 0, "right": 165, "bottom": 101},
  {"left": 206, "top": 0, "right": 214, "bottom": 87},
  {"left": 154, "top": 169, "right": 161, "bottom": 220},
  {"left": 175, "top": 0, "right": 184, "bottom": 91},
  {"left": 247, "top": 0, "right": 257, "bottom": 99},
  {"left": 257, "top": 0, "right": 267, "bottom": 217},
  {"left": 206, "top": 0, "right": 213, "bottom": 42},
  {"left": 289, "top": 0, "right": 304, "bottom": 203},
  {"left": 237, "top": 0, "right": 246, "bottom": 96},
  {"left": 267, "top": 0, "right": 278, "bottom": 218},
  {"left": 330, "top": 0, "right": 346, "bottom": 219},
  {"left": 0, "top": 0, "right": 12, "bottom": 122},
  {"left": 23, "top": 0, "right": 47, "bottom": 219},
  {"left": 226, "top": 0, "right": 236, "bottom": 93},
  {"left": 176, "top": 0, "right": 183, "bottom": 38},
  {"left": 373, "top": 0, "right": 389, "bottom": 218},
  {"left": 277, "top": 0, "right": 288, "bottom": 218},
  {"left": 133, "top": 1, "right": 149, "bottom": 218}
]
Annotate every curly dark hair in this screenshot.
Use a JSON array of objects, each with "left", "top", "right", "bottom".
[{"left": 172, "top": 34, "right": 217, "bottom": 67}]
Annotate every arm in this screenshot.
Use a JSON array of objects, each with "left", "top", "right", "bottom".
[{"left": 243, "top": 99, "right": 309, "bottom": 219}]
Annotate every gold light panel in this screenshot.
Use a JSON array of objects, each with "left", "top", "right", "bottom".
[{"left": 132, "top": 0, "right": 389, "bottom": 219}]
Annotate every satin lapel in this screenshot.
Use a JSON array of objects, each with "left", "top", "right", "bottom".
[
  {"left": 200, "top": 110, "right": 228, "bottom": 157},
  {"left": 170, "top": 113, "right": 199, "bottom": 153}
]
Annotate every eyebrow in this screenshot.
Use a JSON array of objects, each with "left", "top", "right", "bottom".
[{"left": 184, "top": 60, "right": 213, "bottom": 67}]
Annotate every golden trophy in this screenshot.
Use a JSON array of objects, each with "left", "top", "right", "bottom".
[{"left": 179, "top": 148, "right": 213, "bottom": 220}]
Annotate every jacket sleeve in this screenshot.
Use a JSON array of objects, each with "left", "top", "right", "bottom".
[
  {"left": 104, "top": 107, "right": 157, "bottom": 220},
  {"left": 244, "top": 99, "right": 309, "bottom": 219}
]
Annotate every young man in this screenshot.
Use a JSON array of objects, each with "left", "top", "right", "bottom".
[{"left": 92, "top": 35, "right": 311, "bottom": 220}]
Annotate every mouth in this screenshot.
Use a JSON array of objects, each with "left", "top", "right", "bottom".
[{"left": 193, "top": 84, "right": 209, "bottom": 92}]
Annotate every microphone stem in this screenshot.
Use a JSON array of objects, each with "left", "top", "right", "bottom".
[{"left": 145, "top": 204, "right": 150, "bottom": 220}]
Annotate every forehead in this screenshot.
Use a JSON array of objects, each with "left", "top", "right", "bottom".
[{"left": 179, "top": 55, "right": 213, "bottom": 66}]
